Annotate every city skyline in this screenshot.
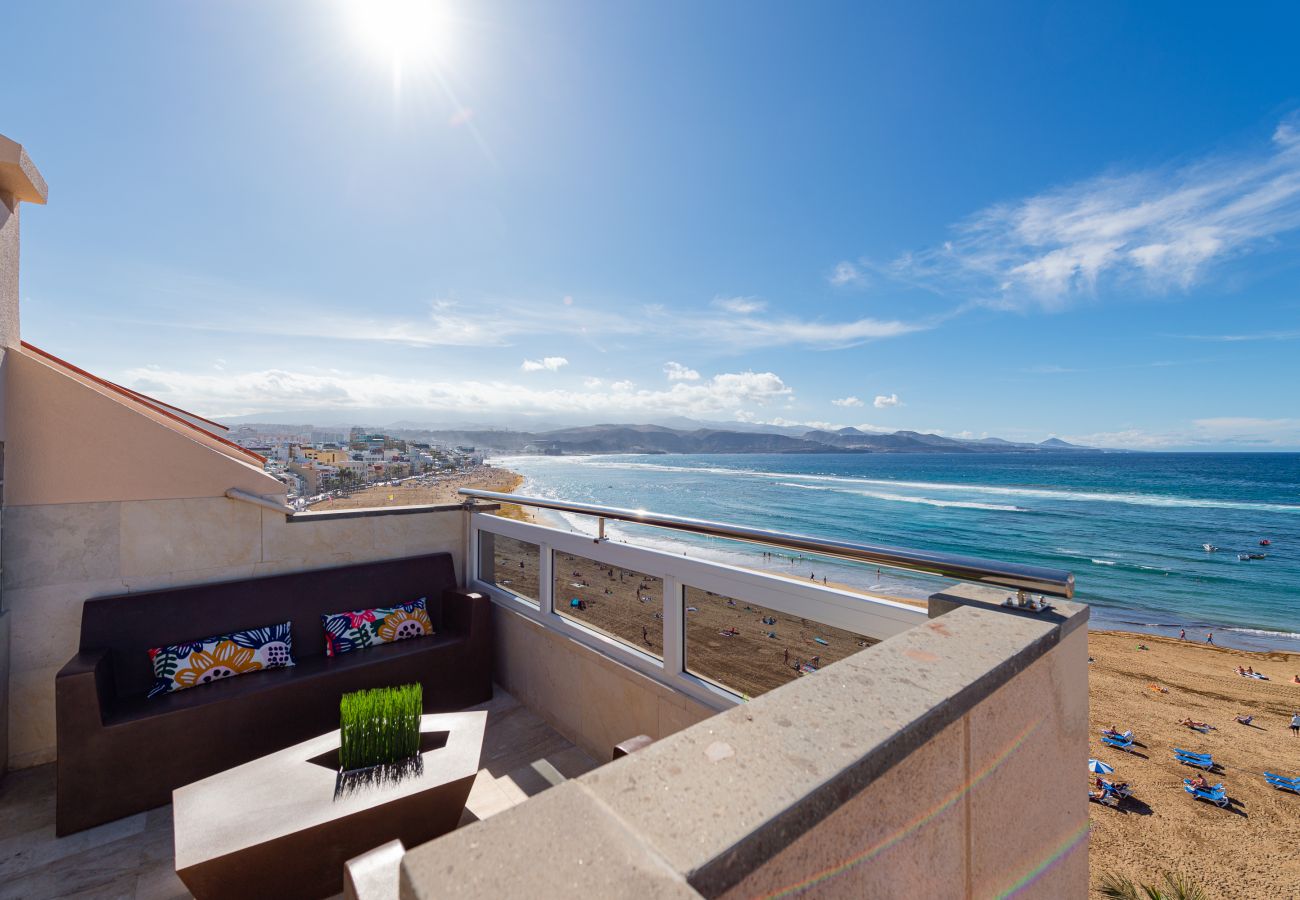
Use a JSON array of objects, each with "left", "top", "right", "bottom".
[{"left": 5, "top": 1, "right": 1300, "bottom": 449}]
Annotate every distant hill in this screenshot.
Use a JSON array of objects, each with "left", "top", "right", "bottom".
[{"left": 369, "top": 422, "right": 1107, "bottom": 455}]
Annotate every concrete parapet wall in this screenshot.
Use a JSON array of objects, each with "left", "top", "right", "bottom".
[
  {"left": 491, "top": 602, "right": 716, "bottom": 763},
  {"left": 2, "top": 501, "right": 467, "bottom": 769},
  {"left": 401, "top": 596, "right": 1090, "bottom": 899}
]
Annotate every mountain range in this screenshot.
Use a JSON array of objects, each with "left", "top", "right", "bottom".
[{"left": 350, "top": 423, "right": 1103, "bottom": 455}]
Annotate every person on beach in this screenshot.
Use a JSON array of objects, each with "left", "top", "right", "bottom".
[
  {"left": 1179, "top": 628, "right": 1186, "bottom": 640},
  {"left": 1291, "top": 712, "right": 1300, "bottom": 736},
  {"left": 1206, "top": 632, "right": 1214, "bottom": 644},
  {"left": 1190, "top": 773, "right": 1210, "bottom": 792}
]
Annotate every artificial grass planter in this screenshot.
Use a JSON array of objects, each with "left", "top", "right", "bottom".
[{"left": 338, "top": 683, "right": 423, "bottom": 772}]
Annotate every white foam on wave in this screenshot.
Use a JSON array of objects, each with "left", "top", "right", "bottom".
[
  {"left": 541, "top": 457, "right": 1300, "bottom": 513},
  {"left": 1224, "top": 626, "right": 1300, "bottom": 640},
  {"left": 777, "top": 481, "right": 1028, "bottom": 512},
  {"left": 1090, "top": 559, "right": 1117, "bottom": 566}
]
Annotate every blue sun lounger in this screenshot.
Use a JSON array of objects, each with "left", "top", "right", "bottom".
[
  {"left": 1098, "top": 780, "right": 1131, "bottom": 801},
  {"left": 1101, "top": 733, "right": 1135, "bottom": 752},
  {"left": 1183, "top": 779, "right": 1229, "bottom": 807},
  {"left": 1173, "top": 749, "right": 1214, "bottom": 770},
  {"left": 1264, "top": 772, "right": 1300, "bottom": 793}
]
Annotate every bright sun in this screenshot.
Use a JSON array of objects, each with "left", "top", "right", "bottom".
[{"left": 344, "top": 0, "right": 453, "bottom": 71}]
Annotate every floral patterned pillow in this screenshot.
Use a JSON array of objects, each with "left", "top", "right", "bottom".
[
  {"left": 148, "top": 621, "right": 295, "bottom": 698},
  {"left": 322, "top": 598, "right": 434, "bottom": 657}
]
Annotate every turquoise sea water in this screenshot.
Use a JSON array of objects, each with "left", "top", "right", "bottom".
[{"left": 490, "top": 452, "right": 1300, "bottom": 652}]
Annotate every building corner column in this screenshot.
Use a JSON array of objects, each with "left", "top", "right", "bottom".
[{"left": 0, "top": 134, "right": 48, "bottom": 778}]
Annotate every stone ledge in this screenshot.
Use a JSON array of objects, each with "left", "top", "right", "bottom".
[
  {"left": 401, "top": 779, "right": 700, "bottom": 899},
  {"left": 287, "top": 502, "right": 498, "bottom": 523},
  {"left": 928, "top": 581, "right": 1090, "bottom": 640}
]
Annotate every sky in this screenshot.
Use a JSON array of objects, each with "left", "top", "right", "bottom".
[{"left": 5, "top": 0, "right": 1300, "bottom": 450}]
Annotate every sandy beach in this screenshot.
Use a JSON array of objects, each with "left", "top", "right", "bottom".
[
  {"left": 309, "top": 466, "right": 522, "bottom": 510},
  {"left": 1085, "top": 631, "right": 1300, "bottom": 897}
]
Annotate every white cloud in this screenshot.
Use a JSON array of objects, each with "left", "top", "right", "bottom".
[
  {"left": 1068, "top": 416, "right": 1300, "bottom": 449},
  {"left": 132, "top": 286, "right": 924, "bottom": 352},
  {"left": 884, "top": 119, "right": 1300, "bottom": 309},
  {"left": 713, "top": 296, "right": 767, "bottom": 315},
  {"left": 123, "top": 366, "right": 794, "bottom": 419},
  {"left": 716, "top": 315, "right": 923, "bottom": 350},
  {"left": 831, "top": 396, "right": 864, "bottom": 407},
  {"left": 582, "top": 377, "right": 603, "bottom": 388},
  {"left": 828, "top": 261, "right": 865, "bottom": 287},
  {"left": 1176, "top": 329, "right": 1300, "bottom": 342},
  {"left": 663, "top": 361, "right": 701, "bottom": 381},
  {"left": 521, "top": 356, "right": 569, "bottom": 372},
  {"left": 1192, "top": 416, "right": 1300, "bottom": 432},
  {"left": 873, "top": 393, "right": 902, "bottom": 408}
]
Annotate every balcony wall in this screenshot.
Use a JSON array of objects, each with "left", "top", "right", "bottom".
[
  {"left": 492, "top": 603, "right": 718, "bottom": 764},
  {"left": 401, "top": 593, "right": 1090, "bottom": 899},
  {"left": 1, "top": 500, "right": 467, "bottom": 769}
]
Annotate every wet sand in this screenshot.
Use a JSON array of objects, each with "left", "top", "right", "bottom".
[{"left": 1085, "top": 631, "right": 1300, "bottom": 897}]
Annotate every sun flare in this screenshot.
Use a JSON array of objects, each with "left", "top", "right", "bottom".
[{"left": 343, "top": 0, "right": 453, "bottom": 72}]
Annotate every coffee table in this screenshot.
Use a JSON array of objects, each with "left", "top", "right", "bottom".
[{"left": 173, "top": 710, "right": 486, "bottom": 900}]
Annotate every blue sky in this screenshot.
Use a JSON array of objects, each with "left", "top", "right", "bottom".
[{"left": 5, "top": 1, "right": 1300, "bottom": 449}]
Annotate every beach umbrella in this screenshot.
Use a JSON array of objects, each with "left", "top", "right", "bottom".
[{"left": 1087, "top": 759, "right": 1114, "bottom": 775}]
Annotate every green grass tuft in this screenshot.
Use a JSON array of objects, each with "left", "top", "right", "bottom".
[{"left": 339, "top": 683, "right": 423, "bottom": 771}]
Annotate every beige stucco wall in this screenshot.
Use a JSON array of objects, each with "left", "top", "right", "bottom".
[
  {"left": 3, "top": 502, "right": 467, "bottom": 769},
  {"left": 4, "top": 348, "right": 282, "bottom": 507},
  {"left": 721, "top": 624, "right": 1090, "bottom": 898},
  {"left": 492, "top": 603, "right": 716, "bottom": 763}
]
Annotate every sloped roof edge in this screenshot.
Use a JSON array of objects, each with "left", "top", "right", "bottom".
[{"left": 19, "top": 341, "right": 266, "bottom": 465}]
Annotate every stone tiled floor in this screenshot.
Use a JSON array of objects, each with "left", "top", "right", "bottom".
[{"left": 0, "top": 688, "right": 597, "bottom": 899}]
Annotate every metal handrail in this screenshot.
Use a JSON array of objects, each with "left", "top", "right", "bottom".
[{"left": 459, "top": 488, "right": 1074, "bottom": 598}]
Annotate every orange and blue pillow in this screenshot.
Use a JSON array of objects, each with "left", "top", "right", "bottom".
[
  {"left": 322, "top": 598, "right": 433, "bottom": 657},
  {"left": 148, "top": 621, "right": 295, "bottom": 698}
]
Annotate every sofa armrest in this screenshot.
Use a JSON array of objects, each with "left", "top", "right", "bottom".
[
  {"left": 56, "top": 648, "right": 114, "bottom": 727},
  {"left": 441, "top": 587, "right": 489, "bottom": 640}
]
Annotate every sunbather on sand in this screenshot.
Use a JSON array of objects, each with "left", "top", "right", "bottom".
[
  {"left": 1235, "top": 714, "right": 1254, "bottom": 725},
  {"left": 1178, "top": 717, "right": 1212, "bottom": 729},
  {"left": 1088, "top": 789, "right": 1108, "bottom": 802},
  {"left": 1190, "top": 774, "right": 1210, "bottom": 791}
]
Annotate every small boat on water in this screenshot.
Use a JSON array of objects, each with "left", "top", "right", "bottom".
[
  {"left": 1238, "top": 553, "right": 1267, "bottom": 561},
  {"left": 1202, "top": 543, "right": 1218, "bottom": 552}
]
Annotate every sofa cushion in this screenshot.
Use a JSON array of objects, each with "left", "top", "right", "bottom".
[
  {"left": 109, "top": 630, "right": 465, "bottom": 727},
  {"left": 322, "top": 597, "right": 435, "bottom": 657},
  {"left": 148, "top": 621, "right": 295, "bottom": 698}
]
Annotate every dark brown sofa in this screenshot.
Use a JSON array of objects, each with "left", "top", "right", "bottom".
[{"left": 55, "top": 552, "right": 491, "bottom": 835}]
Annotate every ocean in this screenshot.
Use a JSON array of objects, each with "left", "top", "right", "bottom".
[{"left": 489, "top": 451, "right": 1300, "bottom": 652}]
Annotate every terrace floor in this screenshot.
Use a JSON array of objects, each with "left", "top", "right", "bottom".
[{"left": 0, "top": 688, "right": 597, "bottom": 900}]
